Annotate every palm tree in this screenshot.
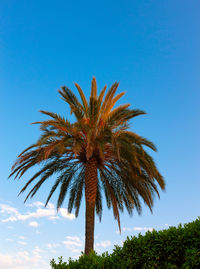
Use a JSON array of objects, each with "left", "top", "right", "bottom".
[{"left": 9, "top": 78, "right": 165, "bottom": 254}]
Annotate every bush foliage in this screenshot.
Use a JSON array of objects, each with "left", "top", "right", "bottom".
[{"left": 50, "top": 217, "right": 200, "bottom": 269}]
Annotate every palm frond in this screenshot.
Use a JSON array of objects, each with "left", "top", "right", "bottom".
[
  {"left": 56, "top": 163, "right": 82, "bottom": 209},
  {"left": 59, "top": 86, "right": 84, "bottom": 120},
  {"left": 95, "top": 180, "right": 103, "bottom": 222},
  {"left": 91, "top": 77, "right": 97, "bottom": 99},
  {"left": 67, "top": 167, "right": 85, "bottom": 217},
  {"left": 75, "top": 82, "right": 88, "bottom": 115}
]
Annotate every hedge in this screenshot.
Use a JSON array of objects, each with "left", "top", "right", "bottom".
[{"left": 50, "top": 217, "right": 200, "bottom": 269}]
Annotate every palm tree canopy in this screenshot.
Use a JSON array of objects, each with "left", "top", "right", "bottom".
[{"left": 9, "top": 78, "right": 165, "bottom": 232}]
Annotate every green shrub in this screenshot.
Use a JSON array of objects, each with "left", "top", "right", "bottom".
[
  {"left": 50, "top": 256, "right": 67, "bottom": 269},
  {"left": 50, "top": 251, "right": 111, "bottom": 269},
  {"left": 50, "top": 217, "right": 200, "bottom": 269}
]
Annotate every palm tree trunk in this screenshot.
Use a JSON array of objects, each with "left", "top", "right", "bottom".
[
  {"left": 85, "top": 200, "right": 95, "bottom": 255},
  {"left": 84, "top": 157, "right": 98, "bottom": 255}
]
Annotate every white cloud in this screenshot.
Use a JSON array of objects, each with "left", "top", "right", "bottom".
[
  {"left": 63, "top": 236, "right": 82, "bottom": 247},
  {"left": 116, "top": 226, "right": 154, "bottom": 234},
  {"left": 2, "top": 217, "right": 17, "bottom": 223},
  {"left": 0, "top": 248, "right": 48, "bottom": 269},
  {"left": 96, "top": 240, "right": 111, "bottom": 248},
  {"left": 133, "top": 227, "right": 153, "bottom": 232},
  {"left": 19, "top": 236, "right": 26, "bottom": 240},
  {"left": 0, "top": 202, "right": 75, "bottom": 223},
  {"left": 18, "top": 241, "right": 27, "bottom": 246},
  {"left": 0, "top": 253, "right": 13, "bottom": 267},
  {"left": 32, "top": 246, "right": 43, "bottom": 255},
  {"left": 0, "top": 204, "right": 18, "bottom": 215},
  {"left": 48, "top": 215, "right": 60, "bottom": 220},
  {"left": 18, "top": 208, "right": 55, "bottom": 221},
  {"left": 47, "top": 243, "right": 60, "bottom": 249},
  {"left": 122, "top": 227, "right": 132, "bottom": 232},
  {"left": 59, "top": 208, "right": 75, "bottom": 220},
  {"left": 63, "top": 236, "right": 83, "bottom": 254},
  {"left": 46, "top": 203, "right": 55, "bottom": 209},
  {"left": 27, "top": 201, "right": 44, "bottom": 208},
  {"left": 29, "top": 221, "right": 39, "bottom": 228},
  {"left": 27, "top": 201, "right": 54, "bottom": 209}
]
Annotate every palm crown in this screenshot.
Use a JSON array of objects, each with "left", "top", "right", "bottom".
[{"left": 10, "top": 78, "right": 165, "bottom": 254}]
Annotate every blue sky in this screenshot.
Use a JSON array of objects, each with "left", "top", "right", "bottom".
[{"left": 1, "top": 0, "right": 200, "bottom": 268}]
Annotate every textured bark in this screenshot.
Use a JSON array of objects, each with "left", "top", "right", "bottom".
[{"left": 84, "top": 157, "right": 98, "bottom": 255}]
